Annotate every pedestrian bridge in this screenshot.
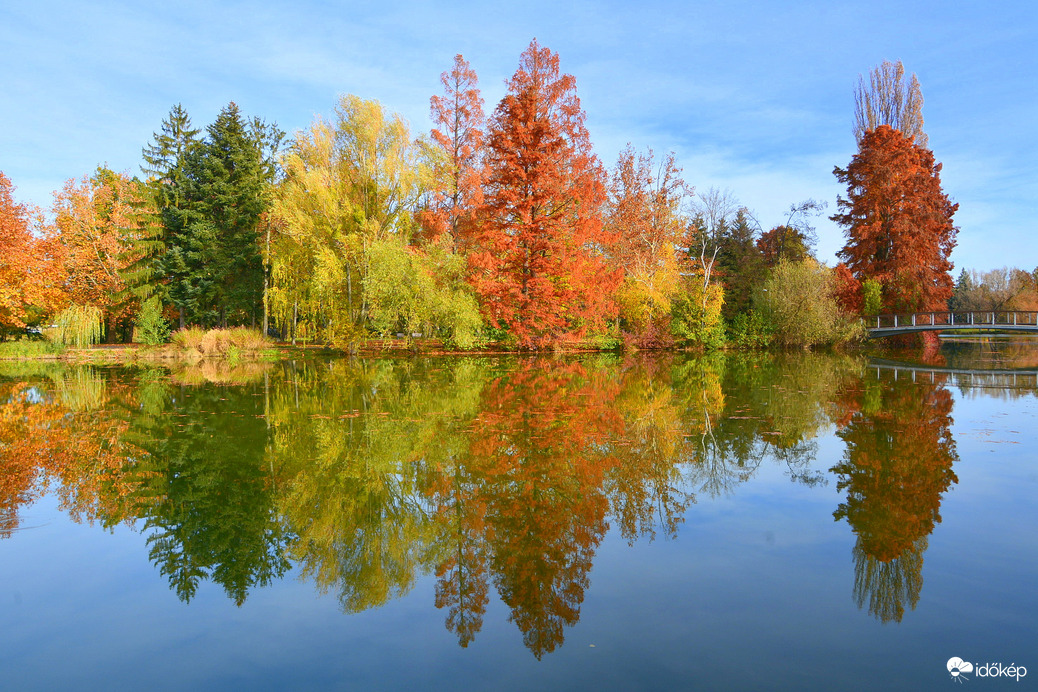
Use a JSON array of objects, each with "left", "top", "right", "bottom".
[
  {"left": 866, "top": 311, "right": 1038, "bottom": 338},
  {"left": 869, "top": 358, "right": 1038, "bottom": 389}
]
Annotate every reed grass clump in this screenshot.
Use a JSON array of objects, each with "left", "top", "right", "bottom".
[{"left": 170, "top": 327, "right": 271, "bottom": 358}]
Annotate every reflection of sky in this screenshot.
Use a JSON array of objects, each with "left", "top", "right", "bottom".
[{"left": 2, "top": 396, "right": 1036, "bottom": 690}]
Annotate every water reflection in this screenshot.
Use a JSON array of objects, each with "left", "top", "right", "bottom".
[
  {"left": 831, "top": 372, "right": 959, "bottom": 622},
  {"left": 0, "top": 349, "right": 994, "bottom": 654}
]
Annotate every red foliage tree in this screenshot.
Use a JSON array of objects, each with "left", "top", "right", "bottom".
[
  {"left": 425, "top": 54, "right": 485, "bottom": 250},
  {"left": 470, "top": 40, "right": 619, "bottom": 347},
  {"left": 0, "top": 173, "right": 54, "bottom": 335},
  {"left": 756, "top": 225, "right": 812, "bottom": 267},
  {"left": 832, "top": 125, "right": 957, "bottom": 313},
  {"left": 832, "top": 262, "right": 863, "bottom": 314}
]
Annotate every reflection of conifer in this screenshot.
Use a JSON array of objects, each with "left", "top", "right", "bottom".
[{"left": 122, "top": 380, "right": 291, "bottom": 605}]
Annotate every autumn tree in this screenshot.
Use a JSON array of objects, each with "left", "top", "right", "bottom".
[
  {"left": 471, "top": 40, "right": 619, "bottom": 347},
  {"left": 833, "top": 125, "right": 957, "bottom": 313},
  {"left": 754, "top": 199, "right": 825, "bottom": 268},
  {"left": 606, "top": 145, "right": 692, "bottom": 345},
  {"left": 270, "top": 95, "right": 444, "bottom": 346},
  {"left": 754, "top": 259, "right": 864, "bottom": 348},
  {"left": 853, "top": 59, "right": 926, "bottom": 148},
  {"left": 0, "top": 173, "right": 55, "bottom": 337},
  {"left": 50, "top": 167, "right": 143, "bottom": 341},
  {"left": 949, "top": 266, "right": 1036, "bottom": 312},
  {"left": 425, "top": 54, "right": 485, "bottom": 250}
]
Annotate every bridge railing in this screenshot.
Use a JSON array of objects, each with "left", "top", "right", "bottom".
[{"left": 868, "top": 311, "right": 1038, "bottom": 330}]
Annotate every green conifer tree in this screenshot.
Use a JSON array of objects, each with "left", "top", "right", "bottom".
[
  {"left": 169, "top": 103, "right": 281, "bottom": 326},
  {"left": 120, "top": 105, "right": 200, "bottom": 325}
]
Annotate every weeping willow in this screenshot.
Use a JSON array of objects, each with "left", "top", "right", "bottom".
[{"left": 52, "top": 304, "right": 104, "bottom": 347}]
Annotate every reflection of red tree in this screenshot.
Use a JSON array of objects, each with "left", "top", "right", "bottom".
[
  {"left": 832, "top": 376, "right": 958, "bottom": 621},
  {"left": 430, "top": 458, "right": 490, "bottom": 648},
  {"left": 431, "top": 362, "right": 624, "bottom": 657}
]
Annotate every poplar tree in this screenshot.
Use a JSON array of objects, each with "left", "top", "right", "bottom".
[{"left": 853, "top": 60, "right": 927, "bottom": 148}]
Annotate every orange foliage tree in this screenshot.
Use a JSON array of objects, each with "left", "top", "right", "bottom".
[
  {"left": 606, "top": 146, "right": 691, "bottom": 345},
  {"left": 470, "top": 40, "right": 619, "bottom": 347},
  {"left": 832, "top": 125, "right": 957, "bottom": 313},
  {"left": 0, "top": 173, "right": 58, "bottom": 336},
  {"left": 425, "top": 54, "right": 485, "bottom": 251},
  {"left": 49, "top": 168, "right": 143, "bottom": 341},
  {"left": 606, "top": 145, "right": 690, "bottom": 271}
]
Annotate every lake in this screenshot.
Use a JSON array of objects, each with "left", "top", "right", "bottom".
[{"left": 1, "top": 340, "right": 1035, "bottom": 690}]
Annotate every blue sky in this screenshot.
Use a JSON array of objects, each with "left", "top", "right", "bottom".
[{"left": 1, "top": 0, "right": 1035, "bottom": 271}]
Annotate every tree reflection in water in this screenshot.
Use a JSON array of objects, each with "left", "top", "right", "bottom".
[
  {"left": 0, "top": 351, "right": 970, "bottom": 654},
  {"left": 832, "top": 374, "right": 958, "bottom": 622}
]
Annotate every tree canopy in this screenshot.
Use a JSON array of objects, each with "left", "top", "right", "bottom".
[{"left": 833, "top": 125, "right": 957, "bottom": 313}]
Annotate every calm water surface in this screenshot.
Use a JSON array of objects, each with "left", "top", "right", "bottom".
[{"left": 1, "top": 340, "right": 1035, "bottom": 690}]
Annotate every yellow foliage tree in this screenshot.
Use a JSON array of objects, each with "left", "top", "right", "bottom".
[{"left": 270, "top": 95, "right": 439, "bottom": 346}]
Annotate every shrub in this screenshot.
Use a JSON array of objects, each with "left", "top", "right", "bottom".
[
  {"left": 726, "top": 310, "right": 773, "bottom": 349},
  {"left": 754, "top": 259, "right": 865, "bottom": 349},
  {"left": 672, "top": 279, "right": 726, "bottom": 350},
  {"left": 171, "top": 326, "right": 207, "bottom": 352},
  {"left": 171, "top": 327, "right": 271, "bottom": 358},
  {"left": 133, "top": 296, "right": 171, "bottom": 345}
]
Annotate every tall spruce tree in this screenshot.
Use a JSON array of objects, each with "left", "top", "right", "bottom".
[
  {"left": 715, "top": 209, "right": 764, "bottom": 320},
  {"left": 169, "top": 103, "right": 280, "bottom": 326},
  {"left": 122, "top": 105, "right": 200, "bottom": 314}
]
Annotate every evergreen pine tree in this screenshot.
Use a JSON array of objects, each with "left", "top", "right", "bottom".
[
  {"left": 120, "top": 105, "right": 200, "bottom": 326},
  {"left": 715, "top": 209, "right": 765, "bottom": 320},
  {"left": 172, "top": 103, "right": 280, "bottom": 326}
]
